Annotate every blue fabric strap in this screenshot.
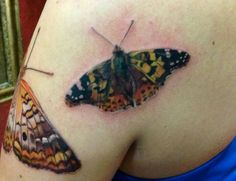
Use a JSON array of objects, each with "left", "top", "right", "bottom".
[{"left": 113, "top": 137, "right": 236, "bottom": 181}]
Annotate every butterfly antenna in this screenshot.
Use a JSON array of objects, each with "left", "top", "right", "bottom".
[
  {"left": 91, "top": 27, "right": 115, "bottom": 47},
  {"left": 25, "top": 27, "right": 41, "bottom": 67},
  {"left": 23, "top": 27, "right": 54, "bottom": 76},
  {"left": 25, "top": 67, "right": 54, "bottom": 76},
  {"left": 119, "top": 20, "right": 134, "bottom": 46}
]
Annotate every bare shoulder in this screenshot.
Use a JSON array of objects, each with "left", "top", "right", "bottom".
[{"left": 0, "top": 0, "right": 236, "bottom": 180}]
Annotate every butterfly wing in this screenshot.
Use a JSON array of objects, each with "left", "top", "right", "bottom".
[
  {"left": 65, "top": 58, "right": 134, "bottom": 111},
  {"left": 129, "top": 48, "right": 190, "bottom": 84},
  {"left": 3, "top": 95, "right": 17, "bottom": 152},
  {"left": 125, "top": 49, "right": 190, "bottom": 108},
  {"left": 65, "top": 59, "right": 113, "bottom": 106},
  {"left": 3, "top": 79, "right": 81, "bottom": 173}
]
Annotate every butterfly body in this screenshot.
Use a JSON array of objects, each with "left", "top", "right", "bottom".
[
  {"left": 111, "top": 45, "right": 128, "bottom": 74},
  {"left": 66, "top": 47, "right": 190, "bottom": 112}
]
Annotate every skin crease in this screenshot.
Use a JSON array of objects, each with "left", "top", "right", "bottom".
[{"left": 0, "top": 0, "right": 236, "bottom": 180}]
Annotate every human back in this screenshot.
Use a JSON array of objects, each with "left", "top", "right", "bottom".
[{"left": 0, "top": 0, "right": 236, "bottom": 181}]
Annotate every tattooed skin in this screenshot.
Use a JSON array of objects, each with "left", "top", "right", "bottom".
[
  {"left": 65, "top": 21, "right": 190, "bottom": 112},
  {"left": 3, "top": 27, "right": 81, "bottom": 173},
  {"left": 3, "top": 80, "right": 81, "bottom": 173}
]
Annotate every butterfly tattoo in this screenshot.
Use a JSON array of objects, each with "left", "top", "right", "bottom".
[
  {"left": 3, "top": 27, "right": 81, "bottom": 173},
  {"left": 3, "top": 79, "right": 81, "bottom": 173},
  {"left": 65, "top": 21, "right": 190, "bottom": 112}
]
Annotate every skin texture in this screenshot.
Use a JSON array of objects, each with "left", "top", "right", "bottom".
[{"left": 0, "top": 0, "right": 236, "bottom": 180}]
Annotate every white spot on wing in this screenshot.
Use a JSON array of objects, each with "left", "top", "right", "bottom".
[
  {"left": 42, "top": 137, "right": 48, "bottom": 144},
  {"left": 67, "top": 89, "right": 72, "bottom": 96},
  {"left": 49, "top": 134, "right": 57, "bottom": 142},
  {"left": 164, "top": 49, "right": 171, "bottom": 58},
  {"left": 76, "top": 81, "right": 83, "bottom": 90},
  {"left": 22, "top": 103, "right": 32, "bottom": 113},
  {"left": 22, "top": 116, "right": 27, "bottom": 125}
]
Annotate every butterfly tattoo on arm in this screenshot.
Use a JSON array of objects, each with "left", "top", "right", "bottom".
[
  {"left": 3, "top": 28, "right": 81, "bottom": 173},
  {"left": 66, "top": 20, "right": 190, "bottom": 112}
]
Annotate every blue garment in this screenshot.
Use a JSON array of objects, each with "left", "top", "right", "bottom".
[{"left": 113, "top": 137, "right": 236, "bottom": 181}]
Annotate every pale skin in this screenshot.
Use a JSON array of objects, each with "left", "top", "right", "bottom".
[{"left": 0, "top": 0, "right": 236, "bottom": 180}]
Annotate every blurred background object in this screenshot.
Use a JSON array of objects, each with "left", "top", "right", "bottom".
[
  {"left": 0, "top": 0, "right": 46, "bottom": 148},
  {"left": 19, "top": 0, "right": 46, "bottom": 53}
]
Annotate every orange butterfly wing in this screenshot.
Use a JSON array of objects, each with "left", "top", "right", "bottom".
[{"left": 3, "top": 79, "right": 81, "bottom": 173}]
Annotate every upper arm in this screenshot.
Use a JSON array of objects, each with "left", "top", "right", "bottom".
[{"left": 0, "top": 1, "right": 143, "bottom": 180}]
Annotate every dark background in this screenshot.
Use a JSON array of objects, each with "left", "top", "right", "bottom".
[{"left": 0, "top": 0, "right": 46, "bottom": 147}]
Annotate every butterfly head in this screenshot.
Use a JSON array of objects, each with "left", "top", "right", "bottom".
[{"left": 113, "top": 45, "right": 125, "bottom": 56}]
